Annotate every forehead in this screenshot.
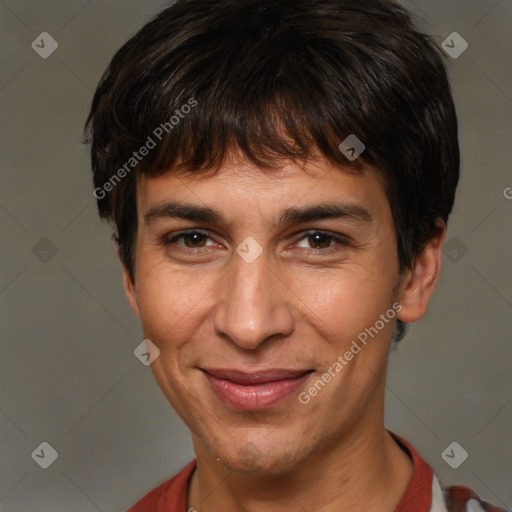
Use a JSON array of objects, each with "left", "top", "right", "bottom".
[{"left": 136, "top": 155, "right": 391, "bottom": 228}]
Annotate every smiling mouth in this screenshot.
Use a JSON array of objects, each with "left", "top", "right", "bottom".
[{"left": 201, "top": 368, "right": 314, "bottom": 410}]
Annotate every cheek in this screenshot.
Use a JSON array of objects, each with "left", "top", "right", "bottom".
[
  {"left": 292, "top": 261, "right": 397, "bottom": 341},
  {"left": 137, "top": 272, "right": 193, "bottom": 352},
  {"left": 134, "top": 258, "right": 213, "bottom": 347}
]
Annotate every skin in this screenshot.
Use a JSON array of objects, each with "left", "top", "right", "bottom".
[{"left": 122, "top": 151, "right": 446, "bottom": 512}]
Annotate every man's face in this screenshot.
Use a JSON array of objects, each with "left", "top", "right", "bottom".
[{"left": 125, "top": 154, "right": 406, "bottom": 473}]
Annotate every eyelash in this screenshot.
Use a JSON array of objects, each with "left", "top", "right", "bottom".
[{"left": 161, "top": 229, "right": 350, "bottom": 256}]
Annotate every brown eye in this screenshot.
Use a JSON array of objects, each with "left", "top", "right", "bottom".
[
  {"left": 163, "top": 230, "right": 215, "bottom": 252},
  {"left": 307, "top": 232, "right": 335, "bottom": 249},
  {"left": 181, "top": 231, "right": 208, "bottom": 248},
  {"left": 296, "top": 230, "right": 349, "bottom": 252}
]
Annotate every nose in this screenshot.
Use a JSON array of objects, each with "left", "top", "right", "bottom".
[{"left": 212, "top": 245, "right": 295, "bottom": 351}]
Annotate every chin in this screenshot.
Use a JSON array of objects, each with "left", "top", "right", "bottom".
[{"left": 209, "top": 432, "right": 307, "bottom": 476}]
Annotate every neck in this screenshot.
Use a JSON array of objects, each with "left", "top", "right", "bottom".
[{"left": 188, "top": 425, "right": 413, "bottom": 512}]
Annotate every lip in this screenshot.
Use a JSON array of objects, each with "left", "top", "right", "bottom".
[{"left": 202, "top": 368, "right": 313, "bottom": 410}]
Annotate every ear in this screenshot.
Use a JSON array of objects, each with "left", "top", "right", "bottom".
[
  {"left": 397, "top": 219, "right": 446, "bottom": 323},
  {"left": 117, "top": 245, "right": 141, "bottom": 319}
]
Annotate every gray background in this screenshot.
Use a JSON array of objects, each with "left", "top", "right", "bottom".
[{"left": 1, "top": 0, "right": 511, "bottom": 510}]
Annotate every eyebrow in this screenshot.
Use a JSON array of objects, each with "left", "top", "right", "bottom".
[{"left": 143, "top": 200, "right": 372, "bottom": 228}]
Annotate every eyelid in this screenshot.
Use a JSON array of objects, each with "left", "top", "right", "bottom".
[
  {"left": 162, "top": 228, "right": 351, "bottom": 253},
  {"left": 291, "top": 229, "right": 351, "bottom": 253},
  {"left": 164, "top": 229, "right": 214, "bottom": 247}
]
